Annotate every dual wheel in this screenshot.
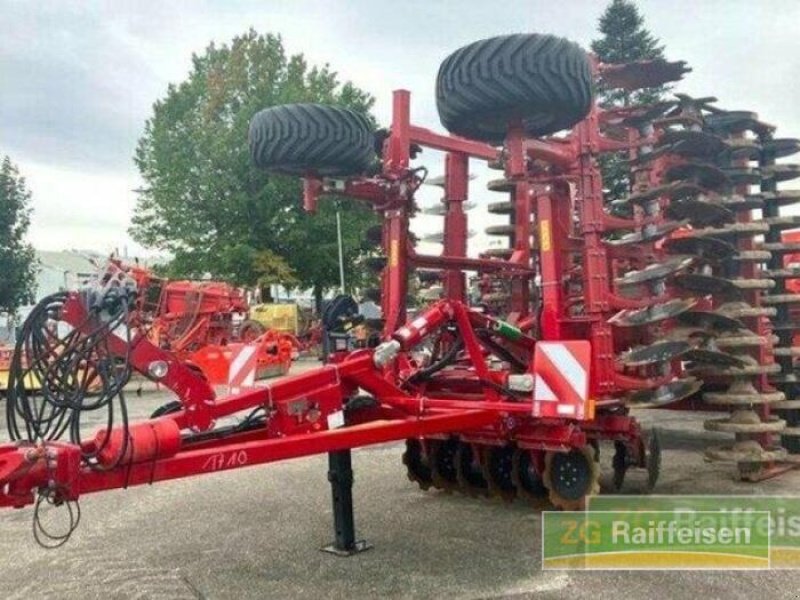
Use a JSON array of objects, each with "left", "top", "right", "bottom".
[{"left": 249, "top": 34, "right": 593, "bottom": 176}]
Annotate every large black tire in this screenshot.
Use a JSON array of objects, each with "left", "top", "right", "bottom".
[
  {"left": 239, "top": 319, "right": 267, "bottom": 342},
  {"left": 249, "top": 103, "right": 376, "bottom": 176},
  {"left": 436, "top": 34, "right": 593, "bottom": 142}
]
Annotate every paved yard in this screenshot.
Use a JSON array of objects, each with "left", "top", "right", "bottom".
[{"left": 0, "top": 360, "right": 799, "bottom": 599}]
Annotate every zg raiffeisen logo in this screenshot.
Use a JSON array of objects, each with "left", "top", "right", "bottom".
[{"left": 541, "top": 496, "right": 800, "bottom": 570}]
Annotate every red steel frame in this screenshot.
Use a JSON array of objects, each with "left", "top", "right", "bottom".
[{"left": 0, "top": 87, "right": 653, "bottom": 511}]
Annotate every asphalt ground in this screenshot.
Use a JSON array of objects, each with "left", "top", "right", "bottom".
[{"left": 1, "top": 359, "right": 800, "bottom": 599}]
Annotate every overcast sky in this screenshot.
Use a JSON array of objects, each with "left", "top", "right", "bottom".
[{"left": 2, "top": 0, "right": 799, "bottom": 257}]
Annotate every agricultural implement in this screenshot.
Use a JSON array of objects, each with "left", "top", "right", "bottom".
[
  {"left": 1, "top": 32, "right": 798, "bottom": 553},
  {"left": 124, "top": 261, "right": 297, "bottom": 384}
]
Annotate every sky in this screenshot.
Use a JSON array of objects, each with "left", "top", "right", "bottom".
[{"left": 1, "top": 0, "right": 799, "bottom": 258}]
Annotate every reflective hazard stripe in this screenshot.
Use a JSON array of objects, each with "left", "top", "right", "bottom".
[
  {"left": 531, "top": 341, "right": 591, "bottom": 420},
  {"left": 539, "top": 343, "right": 588, "bottom": 402},
  {"left": 533, "top": 374, "right": 557, "bottom": 402},
  {"left": 228, "top": 345, "right": 258, "bottom": 389}
]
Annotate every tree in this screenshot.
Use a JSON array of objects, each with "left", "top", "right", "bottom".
[
  {"left": 0, "top": 156, "right": 36, "bottom": 315},
  {"left": 252, "top": 248, "right": 299, "bottom": 301},
  {"left": 131, "top": 30, "right": 378, "bottom": 307},
  {"left": 591, "top": 0, "right": 670, "bottom": 200}
]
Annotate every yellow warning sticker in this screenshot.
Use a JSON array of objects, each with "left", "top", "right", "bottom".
[
  {"left": 540, "top": 219, "right": 552, "bottom": 252},
  {"left": 390, "top": 240, "right": 399, "bottom": 267}
]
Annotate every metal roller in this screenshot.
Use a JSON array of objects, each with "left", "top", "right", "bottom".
[
  {"left": 729, "top": 250, "right": 772, "bottom": 263},
  {"left": 421, "top": 201, "right": 476, "bottom": 216},
  {"left": 481, "top": 247, "right": 514, "bottom": 259},
  {"left": 690, "top": 355, "right": 782, "bottom": 378},
  {"left": 487, "top": 201, "right": 514, "bottom": 215},
  {"left": 486, "top": 178, "right": 515, "bottom": 193},
  {"left": 689, "top": 221, "right": 770, "bottom": 239},
  {"left": 704, "top": 410, "right": 785, "bottom": 434},
  {"left": 760, "top": 190, "right": 800, "bottom": 208},
  {"left": 484, "top": 224, "right": 516, "bottom": 236},
  {"left": 715, "top": 301, "right": 777, "bottom": 319},
  {"left": 704, "top": 380, "right": 785, "bottom": 406}
]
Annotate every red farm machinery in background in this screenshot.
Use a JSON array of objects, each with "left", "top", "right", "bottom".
[
  {"left": 1, "top": 32, "right": 799, "bottom": 554},
  {"left": 123, "top": 261, "right": 298, "bottom": 383}
]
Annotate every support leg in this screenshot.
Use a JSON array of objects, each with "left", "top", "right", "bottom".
[{"left": 321, "top": 450, "right": 371, "bottom": 556}]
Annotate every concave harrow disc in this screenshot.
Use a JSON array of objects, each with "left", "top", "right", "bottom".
[
  {"left": 605, "top": 221, "right": 685, "bottom": 247},
  {"left": 676, "top": 310, "right": 744, "bottom": 331},
  {"left": 402, "top": 438, "right": 434, "bottom": 490},
  {"left": 705, "top": 111, "right": 774, "bottom": 136},
  {"left": 623, "top": 181, "right": 705, "bottom": 206},
  {"left": 618, "top": 340, "right": 690, "bottom": 368},
  {"left": 626, "top": 378, "right": 702, "bottom": 407},
  {"left": 682, "top": 348, "right": 744, "bottom": 368},
  {"left": 430, "top": 437, "right": 460, "bottom": 492},
  {"left": 762, "top": 138, "right": 800, "bottom": 158},
  {"left": 511, "top": 448, "right": 548, "bottom": 506},
  {"left": 615, "top": 257, "right": 693, "bottom": 288},
  {"left": 481, "top": 444, "right": 517, "bottom": 502},
  {"left": 763, "top": 164, "right": 800, "bottom": 182},
  {"left": 664, "top": 162, "right": 729, "bottom": 190},
  {"left": 672, "top": 273, "right": 741, "bottom": 297},
  {"left": 720, "top": 166, "right": 761, "bottom": 186},
  {"left": 664, "top": 236, "right": 736, "bottom": 261},
  {"left": 455, "top": 442, "right": 489, "bottom": 498},
  {"left": 658, "top": 129, "right": 725, "bottom": 158},
  {"left": 609, "top": 299, "right": 696, "bottom": 328},
  {"left": 664, "top": 197, "right": 733, "bottom": 227},
  {"left": 612, "top": 429, "right": 661, "bottom": 493},
  {"left": 542, "top": 446, "right": 600, "bottom": 510}
]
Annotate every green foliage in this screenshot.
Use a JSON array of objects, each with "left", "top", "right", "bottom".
[
  {"left": 591, "top": 0, "right": 671, "bottom": 201},
  {"left": 252, "top": 248, "right": 299, "bottom": 289},
  {"left": 591, "top": 0, "right": 668, "bottom": 107},
  {"left": 131, "top": 29, "right": 378, "bottom": 296},
  {"left": 0, "top": 156, "right": 36, "bottom": 314}
]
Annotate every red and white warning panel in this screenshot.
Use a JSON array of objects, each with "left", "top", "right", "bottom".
[
  {"left": 228, "top": 344, "right": 260, "bottom": 393},
  {"left": 531, "top": 341, "right": 593, "bottom": 420}
]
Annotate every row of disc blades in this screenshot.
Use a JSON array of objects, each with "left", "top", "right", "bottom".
[
  {"left": 608, "top": 96, "right": 800, "bottom": 479},
  {"left": 402, "top": 438, "right": 604, "bottom": 510},
  {"left": 605, "top": 97, "right": 749, "bottom": 411}
]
